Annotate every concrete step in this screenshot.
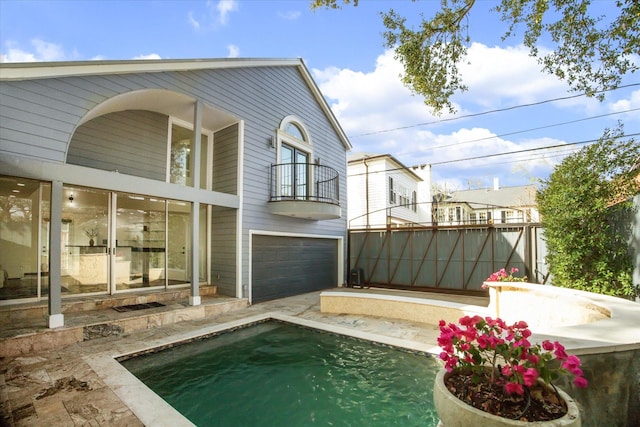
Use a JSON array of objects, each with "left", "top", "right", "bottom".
[
  {"left": 0, "top": 286, "right": 218, "bottom": 328},
  {"left": 0, "top": 288, "right": 250, "bottom": 358}
]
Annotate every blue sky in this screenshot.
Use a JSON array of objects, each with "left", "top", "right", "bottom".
[{"left": 1, "top": 0, "right": 638, "bottom": 189}]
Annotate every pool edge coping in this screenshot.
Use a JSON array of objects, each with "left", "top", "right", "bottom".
[{"left": 84, "top": 311, "right": 441, "bottom": 426}]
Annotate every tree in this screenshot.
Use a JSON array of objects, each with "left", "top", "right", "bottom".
[
  {"left": 536, "top": 126, "right": 640, "bottom": 299},
  {"left": 311, "top": 0, "right": 639, "bottom": 114}
]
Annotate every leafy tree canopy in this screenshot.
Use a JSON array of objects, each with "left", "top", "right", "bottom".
[
  {"left": 311, "top": 0, "right": 639, "bottom": 114},
  {"left": 536, "top": 126, "right": 640, "bottom": 299}
]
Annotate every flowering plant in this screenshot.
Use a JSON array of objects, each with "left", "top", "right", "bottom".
[
  {"left": 485, "top": 267, "right": 527, "bottom": 283},
  {"left": 438, "top": 315, "right": 588, "bottom": 398}
]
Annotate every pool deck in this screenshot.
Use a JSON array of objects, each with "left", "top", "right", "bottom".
[{"left": 1, "top": 287, "right": 638, "bottom": 426}]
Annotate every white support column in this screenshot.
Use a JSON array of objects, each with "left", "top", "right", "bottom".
[
  {"left": 190, "top": 201, "right": 201, "bottom": 306},
  {"left": 48, "top": 180, "right": 64, "bottom": 328},
  {"left": 190, "top": 100, "right": 203, "bottom": 306}
]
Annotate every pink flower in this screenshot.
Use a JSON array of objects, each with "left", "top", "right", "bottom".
[
  {"left": 436, "top": 315, "right": 588, "bottom": 397},
  {"left": 523, "top": 368, "right": 539, "bottom": 387},
  {"left": 510, "top": 267, "right": 519, "bottom": 274},
  {"left": 573, "top": 376, "right": 588, "bottom": 388},
  {"left": 444, "top": 356, "right": 459, "bottom": 371},
  {"left": 513, "top": 320, "right": 528, "bottom": 329},
  {"left": 462, "top": 328, "right": 477, "bottom": 341},
  {"left": 477, "top": 334, "right": 490, "bottom": 349},
  {"left": 554, "top": 342, "right": 568, "bottom": 360},
  {"left": 562, "top": 355, "right": 582, "bottom": 371},
  {"left": 513, "top": 338, "right": 531, "bottom": 349},
  {"left": 488, "top": 335, "right": 504, "bottom": 349},
  {"left": 459, "top": 316, "right": 474, "bottom": 326},
  {"left": 505, "top": 382, "right": 524, "bottom": 395}
]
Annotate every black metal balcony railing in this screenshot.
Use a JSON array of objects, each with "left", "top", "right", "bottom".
[{"left": 269, "top": 163, "right": 340, "bottom": 205}]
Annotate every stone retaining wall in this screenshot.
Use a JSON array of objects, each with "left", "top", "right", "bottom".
[{"left": 321, "top": 285, "right": 640, "bottom": 427}]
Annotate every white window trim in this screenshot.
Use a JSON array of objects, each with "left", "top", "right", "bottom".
[
  {"left": 166, "top": 117, "right": 214, "bottom": 189},
  {"left": 275, "top": 116, "right": 314, "bottom": 199},
  {"left": 276, "top": 115, "right": 313, "bottom": 164}
]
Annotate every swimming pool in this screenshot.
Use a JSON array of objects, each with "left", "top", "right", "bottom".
[{"left": 120, "top": 320, "right": 440, "bottom": 426}]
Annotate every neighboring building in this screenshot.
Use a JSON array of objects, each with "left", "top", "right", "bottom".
[
  {"left": 0, "top": 58, "right": 351, "bottom": 327},
  {"left": 434, "top": 180, "right": 539, "bottom": 226},
  {"left": 347, "top": 153, "right": 432, "bottom": 228}
]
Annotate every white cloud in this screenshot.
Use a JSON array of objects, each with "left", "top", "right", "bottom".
[
  {"left": 457, "top": 43, "right": 568, "bottom": 107},
  {"left": 313, "top": 44, "right": 580, "bottom": 187},
  {"left": 227, "top": 44, "right": 240, "bottom": 58},
  {"left": 1, "top": 39, "right": 66, "bottom": 62},
  {"left": 132, "top": 53, "right": 162, "bottom": 60},
  {"left": 193, "top": 0, "right": 238, "bottom": 30},
  {"left": 607, "top": 89, "right": 640, "bottom": 120},
  {"left": 188, "top": 11, "right": 201, "bottom": 30},
  {"left": 278, "top": 10, "right": 301, "bottom": 20},
  {"left": 214, "top": 0, "right": 239, "bottom": 25},
  {"left": 314, "top": 50, "right": 441, "bottom": 139}
]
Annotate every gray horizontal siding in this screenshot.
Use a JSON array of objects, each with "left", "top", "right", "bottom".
[
  {"left": 212, "top": 124, "right": 238, "bottom": 195},
  {"left": 68, "top": 110, "right": 167, "bottom": 180},
  {"left": 211, "top": 206, "right": 237, "bottom": 297},
  {"left": 1, "top": 63, "right": 349, "bottom": 289}
]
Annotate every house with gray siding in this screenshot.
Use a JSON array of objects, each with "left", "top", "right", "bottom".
[{"left": 0, "top": 58, "right": 351, "bottom": 328}]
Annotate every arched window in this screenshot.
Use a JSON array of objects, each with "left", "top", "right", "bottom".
[{"left": 276, "top": 116, "right": 313, "bottom": 199}]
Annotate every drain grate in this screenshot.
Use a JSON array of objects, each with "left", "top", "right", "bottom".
[{"left": 112, "top": 302, "right": 165, "bottom": 312}]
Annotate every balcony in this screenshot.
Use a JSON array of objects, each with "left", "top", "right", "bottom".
[{"left": 268, "top": 163, "right": 341, "bottom": 220}]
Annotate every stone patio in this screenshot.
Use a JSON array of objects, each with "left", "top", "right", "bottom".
[{"left": 1, "top": 286, "right": 638, "bottom": 426}]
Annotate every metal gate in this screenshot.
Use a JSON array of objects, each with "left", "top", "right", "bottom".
[{"left": 348, "top": 224, "right": 547, "bottom": 294}]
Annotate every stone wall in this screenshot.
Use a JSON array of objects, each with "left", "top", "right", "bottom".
[{"left": 555, "top": 348, "right": 640, "bottom": 427}]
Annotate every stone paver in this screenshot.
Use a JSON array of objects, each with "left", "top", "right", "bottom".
[{"left": 0, "top": 290, "right": 449, "bottom": 426}]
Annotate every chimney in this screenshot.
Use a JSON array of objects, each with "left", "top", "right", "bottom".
[{"left": 493, "top": 177, "right": 499, "bottom": 191}]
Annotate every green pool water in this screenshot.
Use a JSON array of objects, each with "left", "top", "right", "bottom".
[{"left": 121, "top": 321, "right": 440, "bottom": 426}]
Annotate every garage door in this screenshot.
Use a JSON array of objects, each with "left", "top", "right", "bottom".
[{"left": 252, "top": 235, "right": 338, "bottom": 303}]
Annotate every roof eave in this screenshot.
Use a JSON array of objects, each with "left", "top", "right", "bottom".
[
  {"left": 0, "top": 57, "right": 353, "bottom": 151},
  {"left": 0, "top": 58, "right": 301, "bottom": 81}
]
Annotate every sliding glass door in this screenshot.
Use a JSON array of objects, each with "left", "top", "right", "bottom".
[
  {"left": 61, "top": 185, "right": 110, "bottom": 295},
  {"left": 115, "top": 193, "right": 166, "bottom": 291}
]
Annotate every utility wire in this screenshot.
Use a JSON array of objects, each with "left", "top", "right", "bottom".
[
  {"left": 347, "top": 132, "right": 640, "bottom": 176},
  {"left": 349, "top": 83, "right": 640, "bottom": 138},
  {"left": 430, "top": 132, "right": 640, "bottom": 165},
  {"left": 417, "top": 107, "right": 640, "bottom": 151}
]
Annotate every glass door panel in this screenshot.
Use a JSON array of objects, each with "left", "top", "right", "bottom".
[
  {"left": 280, "top": 144, "right": 309, "bottom": 200},
  {"left": 39, "top": 183, "right": 51, "bottom": 298},
  {"left": 0, "top": 177, "right": 50, "bottom": 301},
  {"left": 61, "top": 185, "right": 109, "bottom": 295},
  {"left": 167, "top": 200, "right": 190, "bottom": 286},
  {"left": 115, "top": 193, "right": 166, "bottom": 290},
  {"left": 281, "top": 144, "right": 293, "bottom": 197},
  {"left": 295, "top": 150, "right": 308, "bottom": 199}
]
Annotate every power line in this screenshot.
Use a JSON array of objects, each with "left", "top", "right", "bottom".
[
  {"left": 417, "top": 107, "right": 640, "bottom": 151},
  {"left": 347, "top": 132, "right": 640, "bottom": 176},
  {"left": 349, "top": 83, "right": 640, "bottom": 138},
  {"left": 430, "top": 132, "right": 640, "bottom": 165}
]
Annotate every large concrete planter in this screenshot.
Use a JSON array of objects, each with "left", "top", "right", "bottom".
[{"left": 434, "top": 369, "right": 581, "bottom": 427}]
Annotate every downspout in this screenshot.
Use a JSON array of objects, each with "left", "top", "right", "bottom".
[{"left": 364, "top": 157, "right": 370, "bottom": 229}]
